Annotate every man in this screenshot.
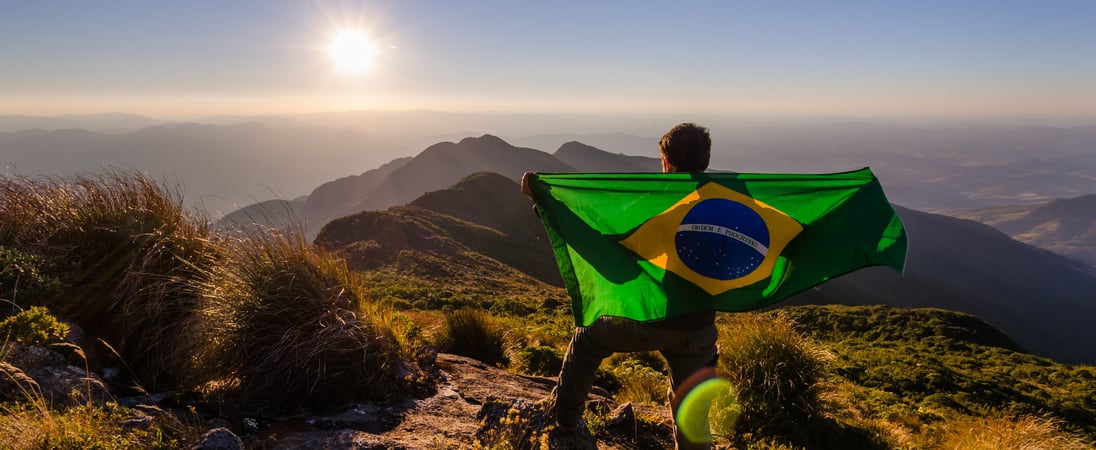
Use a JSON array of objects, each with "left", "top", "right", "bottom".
[{"left": 521, "top": 122, "right": 719, "bottom": 449}]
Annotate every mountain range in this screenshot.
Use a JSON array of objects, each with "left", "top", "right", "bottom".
[
  {"left": 0, "top": 122, "right": 415, "bottom": 216},
  {"left": 291, "top": 135, "right": 1096, "bottom": 364},
  {"left": 6, "top": 116, "right": 1095, "bottom": 362},
  {"left": 219, "top": 135, "right": 660, "bottom": 237},
  {"left": 7, "top": 116, "right": 1096, "bottom": 219},
  {"left": 945, "top": 195, "right": 1096, "bottom": 266}
]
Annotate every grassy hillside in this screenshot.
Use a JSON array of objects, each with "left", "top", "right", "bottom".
[
  {"left": 779, "top": 305, "right": 1095, "bottom": 441},
  {"left": 786, "top": 205, "right": 1096, "bottom": 365},
  {"left": 1, "top": 172, "right": 418, "bottom": 447},
  {"left": 315, "top": 172, "right": 564, "bottom": 290},
  {"left": 3, "top": 171, "right": 1094, "bottom": 449}
]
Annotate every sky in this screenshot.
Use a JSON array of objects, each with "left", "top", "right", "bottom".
[{"left": 2, "top": 0, "right": 1095, "bottom": 120}]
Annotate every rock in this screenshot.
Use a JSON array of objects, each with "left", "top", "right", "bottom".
[
  {"left": 117, "top": 391, "right": 176, "bottom": 407},
  {"left": 415, "top": 345, "right": 438, "bottom": 368},
  {"left": 475, "top": 397, "right": 596, "bottom": 450},
  {"left": 608, "top": 402, "right": 635, "bottom": 428},
  {"left": 63, "top": 321, "right": 87, "bottom": 346},
  {"left": 269, "top": 430, "right": 402, "bottom": 450},
  {"left": 118, "top": 413, "right": 154, "bottom": 432},
  {"left": 30, "top": 364, "right": 111, "bottom": 406},
  {"left": 200, "top": 427, "right": 244, "bottom": 450},
  {"left": 1, "top": 342, "right": 110, "bottom": 406},
  {"left": 3, "top": 342, "right": 65, "bottom": 370},
  {"left": 206, "top": 417, "right": 233, "bottom": 430},
  {"left": 305, "top": 402, "right": 402, "bottom": 433},
  {"left": 0, "top": 362, "right": 40, "bottom": 401}
]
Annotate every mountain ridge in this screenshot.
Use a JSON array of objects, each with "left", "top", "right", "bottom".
[
  {"left": 312, "top": 151, "right": 1096, "bottom": 364},
  {"left": 944, "top": 194, "right": 1096, "bottom": 266}
]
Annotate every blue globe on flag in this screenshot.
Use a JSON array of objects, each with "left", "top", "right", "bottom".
[{"left": 675, "top": 198, "right": 770, "bottom": 281}]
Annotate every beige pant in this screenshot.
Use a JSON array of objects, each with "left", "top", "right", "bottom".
[{"left": 551, "top": 316, "right": 719, "bottom": 450}]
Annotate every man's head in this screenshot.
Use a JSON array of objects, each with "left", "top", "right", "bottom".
[{"left": 659, "top": 123, "right": 711, "bottom": 173}]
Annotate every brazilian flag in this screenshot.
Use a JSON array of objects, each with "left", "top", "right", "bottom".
[{"left": 527, "top": 168, "right": 907, "bottom": 326}]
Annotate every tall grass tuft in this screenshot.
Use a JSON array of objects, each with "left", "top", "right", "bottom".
[
  {"left": 198, "top": 229, "right": 406, "bottom": 414},
  {"left": 715, "top": 312, "right": 833, "bottom": 440},
  {"left": 938, "top": 413, "right": 1092, "bottom": 450},
  {"left": 0, "top": 172, "right": 220, "bottom": 389},
  {"left": 433, "top": 308, "right": 508, "bottom": 366}
]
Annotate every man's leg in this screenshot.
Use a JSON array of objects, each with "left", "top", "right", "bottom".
[
  {"left": 661, "top": 325, "right": 719, "bottom": 450},
  {"left": 552, "top": 317, "right": 665, "bottom": 427},
  {"left": 551, "top": 322, "right": 613, "bottom": 428}
]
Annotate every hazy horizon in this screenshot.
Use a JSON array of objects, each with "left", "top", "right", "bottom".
[
  {"left": 3, "top": 1, "right": 1095, "bottom": 120},
  {"left": 4, "top": 0, "right": 1096, "bottom": 217}
]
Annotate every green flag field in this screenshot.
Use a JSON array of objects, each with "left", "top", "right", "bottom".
[{"left": 527, "top": 168, "right": 908, "bottom": 326}]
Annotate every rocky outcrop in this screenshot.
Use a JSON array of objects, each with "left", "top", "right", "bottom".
[
  {"left": 1, "top": 339, "right": 676, "bottom": 448},
  {"left": 0, "top": 342, "right": 110, "bottom": 407},
  {"left": 240, "top": 354, "right": 673, "bottom": 449}
]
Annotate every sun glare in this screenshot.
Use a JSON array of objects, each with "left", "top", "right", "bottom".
[{"left": 329, "top": 29, "right": 375, "bottom": 74}]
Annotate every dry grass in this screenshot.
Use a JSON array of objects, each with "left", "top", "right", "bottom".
[
  {"left": 1, "top": 171, "right": 413, "bottom": 415},
  {"left": 197, "top": 228, "right": 406, "bottom": 413},
  {"left": 0, "top": 338, "right": 197, "bottom": 449},
  {"left": 0, "top": 172, "right": 220, "bottom": 390},
  {"left": 610, "top": 362, "right": 667, "bottom": 404},
  {"left": 0, "top": 399, "right": 192, "bottom": 450},
  {"left": 715, "top": 312, "right": 834, "bottom": 440},
  {"left": 433, "top": 308, "right": 508, "bottom": 366},
  {"left": 602, "top": 352, "right": 669, "bottom": 405},
  {"left": 937, "top": 413, "right": 1093, "bottom": 450}
]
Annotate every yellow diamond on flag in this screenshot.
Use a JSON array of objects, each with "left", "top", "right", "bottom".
[{"left": 619, "top": 182, "right": 803, "bottom": 295}]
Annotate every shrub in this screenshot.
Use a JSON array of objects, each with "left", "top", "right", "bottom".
[
  {"left": 716, "top": 312, "right": 833, "bottom": 439},
  {"left": 601, "top": 352, "right": 669, "bottom": 404},
  {"left": 0, "top": 247, "right": 62, "bottom": 312},
  {"left": 198, "top": 229, "right": 406, "bottom": 414},
  {"left": 433, "top": 308, "right": 508, "bottom": 366},
  {"left": 514, "top": 345, "right": 563, "bottom": 377},
  {"left": 0, "top": 172, "right": 220, "bottom": 389},
  {"left": 376, "top": 310, "right": 427, "bottom": 359},
  {"left": 610, "top": 360, "right": 667, "bottom": 404},
  {"left": 606, "top": 351, "right": 666, "bottom": 374},
  {"left": 0, "top": 306, "right": 69, "bottom": 345}
]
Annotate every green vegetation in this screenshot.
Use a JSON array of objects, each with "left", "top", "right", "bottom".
[
  {"left": 0, "top": 247, "right": 62, "bottom": 313},
  {"left": 936, "top": 413, "right": 1092, "bottom": 450},
  {"left": 0, "top": 306, "right": 69, "bottom": 345},
  {"left": 297, "top": 265, "right": 1096, "bottom": 449},
  {"left": 0, "top": 172, "right": 221, "bottom": 389},
  {"left": 197, "top": 230, "right": 405, "bottom": 413},
  {"left": 512, "top": 345, "right": 563, "bottom": 377},
  {"left": 434, "top": 308, "right": 509, "bottom": 366},
  {"left": 782, "top": 305, "right": 1096, "bottom": 439},
  {"left": 715, "top": 312, "right": 834, "bottom": 445},
  {"left": 0, "top": 399, "right": 196, "bottom": 450},
  {"left": 1, "top": 171, "right": 1092, "bottom": 449},
  {"left": 0, "top": 172, "right": 417, "bottom": 445}
]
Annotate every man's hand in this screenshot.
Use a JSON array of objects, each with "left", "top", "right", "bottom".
[{"left": 521, "top": 171, "right": 534, "bottom": 198}]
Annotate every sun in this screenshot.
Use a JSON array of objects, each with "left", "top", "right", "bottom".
[{"left": 328, "top": 29, "right": 375, "bottom": 74}]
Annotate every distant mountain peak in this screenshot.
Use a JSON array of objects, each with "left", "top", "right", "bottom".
[
  {"left": 552, "top": 141, "right": 659, "bottom": 172},
  {"left": 555, "top": 141, "right": 602, "bottom": 154},
  {"left": 448, "top": 171, "right": 514, "bottom": 188},
  {"left": 459, "top": 134, "right": 510, "bottom": 148}
]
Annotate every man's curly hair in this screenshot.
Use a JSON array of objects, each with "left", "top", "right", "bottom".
[{"left": 659, "top": 122, "right": 711, "bottom": 172}]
